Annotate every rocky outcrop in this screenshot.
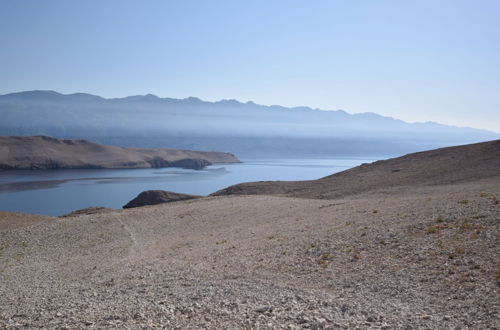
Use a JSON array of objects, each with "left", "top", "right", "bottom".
[
  {"left": 59, "top": 207, "right": 115, "bottom": 218},
  {"left": 0, "top": 136, "right": 240, "bottom": 170},
  {"left": 123, "top": 190, "right": 201, "bottom": 209}
]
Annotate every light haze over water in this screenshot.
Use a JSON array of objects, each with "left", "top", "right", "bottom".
[{"left": 0, "top": 158, "right": 376, "bottom": 216}]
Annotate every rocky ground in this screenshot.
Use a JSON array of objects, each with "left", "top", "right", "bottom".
[{"left": 1, "top": 177, "right": 499, "bottom": 328}]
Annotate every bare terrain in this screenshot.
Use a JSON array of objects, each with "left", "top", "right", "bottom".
[
  {"left": 0, "top": 140, "right": 499, "bottom": 329},
  {"left": 0, "top": 135, "right": 239, "bottom": 170},
  {"left": 0, "top": 211, "right": 54, "bottom": 231},
  {"left": 212, "top": 140, "right": 500, "bottom": 199}
]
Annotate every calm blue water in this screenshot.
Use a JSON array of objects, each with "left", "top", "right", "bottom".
[{"left": 0, "top": 158, "right": 377, "bottom": 216}]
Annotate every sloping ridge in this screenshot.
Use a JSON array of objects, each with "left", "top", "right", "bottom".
[
  {"left": 212, "top": 139, "right": 500, "bottom": 199},
  {"left": 0, "top": 135, "right": 240, "bottom": 170}
]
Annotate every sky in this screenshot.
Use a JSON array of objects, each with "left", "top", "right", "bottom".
[{"left": 1, "top": 0, "right": 499, "bottom": 132}]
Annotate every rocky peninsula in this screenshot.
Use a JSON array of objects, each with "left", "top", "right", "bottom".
[{"left": 0, "top": 135, "right": 239, "bottom": 170}]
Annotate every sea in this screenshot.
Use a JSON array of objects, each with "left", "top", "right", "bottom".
[{"left": 0, "top": 157, "right": 378, "bottom": 216}]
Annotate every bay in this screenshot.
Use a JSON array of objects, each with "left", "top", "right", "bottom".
[{"left": 0, "top": 157, "right": 378, "bottom": 216}]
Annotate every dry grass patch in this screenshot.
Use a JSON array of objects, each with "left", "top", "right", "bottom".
[{"left": 317, "top": 253, "right": 332, "bottom": 267}]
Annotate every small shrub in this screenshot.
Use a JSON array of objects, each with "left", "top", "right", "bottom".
[
  {"left": 372, "top": 210, "right": 378, "bottom": 214},
  {"left": 479, "top": 191, "right": 489, "bottom": 197},
  {"left": 426, "top": 225, "right": 438, "bottom": 234},
  {"left": 459, "top": 222, "right": 473, "bottom": 231},
  {"left": 435, "top": 217, "right": 444, "bottom": 223},
  {"left": 458, "top": 200, "right": 470, "bottom": 205},
  {"left": 492, "top": 196, "right": 499, "bottom": 205},
  {"left": 437, "top": 240, "right": 446, "bottom": 249},
  {"left": 317, "top": 253, "right": 332, "bottom": 267}
]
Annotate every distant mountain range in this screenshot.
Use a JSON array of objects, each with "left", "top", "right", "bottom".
[{"left": 1, "top": 90, "right": 498, "bottom": 157}]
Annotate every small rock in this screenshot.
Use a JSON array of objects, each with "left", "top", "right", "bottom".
[{"left": 255, "top": 306, "right": 272, "bottom": 313}]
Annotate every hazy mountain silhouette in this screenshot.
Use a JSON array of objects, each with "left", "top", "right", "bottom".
[{"left": 1, "top": 90, "right": 497, "bottom": 157}]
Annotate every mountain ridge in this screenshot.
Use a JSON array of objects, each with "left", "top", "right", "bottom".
[
  {"left": 1, "top": 90, "right": 495, "bottom": 134},
  {"left": 1, "top": 90, "right": 498, "bottom": 157}
]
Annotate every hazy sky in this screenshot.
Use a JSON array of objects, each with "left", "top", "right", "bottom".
[{"left": 1, "top": 0, "right": 499, "bottom": 132}]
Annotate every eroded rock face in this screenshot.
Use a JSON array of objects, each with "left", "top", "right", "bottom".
[
  {"left": 123, "top": 190, "right": 200, "bottom": 209},
  {"left": 169, "top": 158, "right": 211, "bottom": 170},
  {"left": 146, "top": 157, "right": 211, "bottom": 170}
]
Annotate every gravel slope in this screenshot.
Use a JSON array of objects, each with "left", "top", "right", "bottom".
[
  {"left": 1, "top": 178, "right": 499, "bottom": 328},
  {"left": 0, "top": 211, "right": 54, "bottom": 231}
]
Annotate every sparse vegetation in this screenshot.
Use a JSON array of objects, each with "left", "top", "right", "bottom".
[
  {"left": 426, "top": 225, "right": 438, "bottom": 234},
  {"left": 459, "top": 222, "right": 473, "bottom": 231},
  {"left": 317, "top": 253, "right": 332, "bottom": 267},
  {"left": 458, "top": 199, "right": 470, "bottom": 204}
]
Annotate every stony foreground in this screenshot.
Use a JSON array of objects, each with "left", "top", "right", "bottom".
[{"left": 1, "top": 178, "right": 499, "bottom": 329}]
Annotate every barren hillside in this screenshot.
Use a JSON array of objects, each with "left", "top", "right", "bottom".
[
  {"left": 0, "top": 141, "right": 499, "bottom": 328},
  {"left": 212, "top": 139, "right": 500, "bottom": 199}
]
